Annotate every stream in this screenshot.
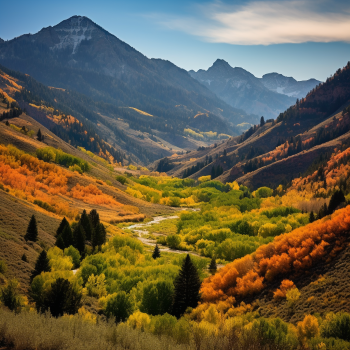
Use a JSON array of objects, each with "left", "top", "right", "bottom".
[{"left": 122, "top": 210, "right": 202, "bottom": 257}]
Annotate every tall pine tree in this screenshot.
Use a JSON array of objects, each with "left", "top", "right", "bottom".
[
  {"left": 89, "top": 209, "right": 100, "bottom": 230},
  {"left": 37, "top": 129, "right": 42, "bottom": 142},
  {"left": 309, "top": 211, "right": 315, "bottom": 223},
  {"left": 24, "top": 215, "right": 38, "bottom": 242},
  {"left": 208, "top": 256, "right": 217, "bottom": 275},
  {"left": 92, "top": 223, "right": 106, "bottom": 251},
  {"left": 328, "top": 190, "right": 346, "bottom": 214},
  {"left": 30, "top": 250, "right": 50, "bottom": 281},
  {"left": 55, "top": 235, "right": 65, "bottom": 250},
  {"left": 56, "top": 217, "right": 69, "bottom": 237},
  {"left": 80, "top": 210, "right": 93, "bottom": 241},
  {"left": 73, "top": 223, "right": 86, "bottom": 254},
  {"left": 61, "top": 225, "right": 73, "bottom": 248},
  {"left": 171, "top": 254, "right": 201, "bottom": 318}
]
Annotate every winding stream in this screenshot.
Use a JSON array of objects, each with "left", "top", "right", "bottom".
[{"left": 123, "top": 210, "right": 202, "bottom": 257}]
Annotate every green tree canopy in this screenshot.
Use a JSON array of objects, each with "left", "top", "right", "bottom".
[
  {"left": 140, "top": 280, "right": 174, "bottom": 316},
  {"left": 105, "top": 291, "right": 133, "bottom": 323}
]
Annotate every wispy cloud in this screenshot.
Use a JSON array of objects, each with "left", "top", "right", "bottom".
[{"left": 154, "top": 0, "right": 350, "bottom": 45}]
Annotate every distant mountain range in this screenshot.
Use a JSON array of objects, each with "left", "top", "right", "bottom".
[
  {"left": 0, "top": 16, "right": 257, "bottom": 136},
  {"left": 189, "top": 59, "right": 321, "bottom": 119},
  {"left": 155, "top": 62, "right": 350, "bottom": 188}
]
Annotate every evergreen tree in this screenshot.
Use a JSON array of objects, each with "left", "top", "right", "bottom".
[
  {"left": 31, "top": 250, "right": 50, "bottom": 281},
  {"left": 309, "top": 211, "right": 315, "bottom": 223},
  {"left": 92, "top": 223, "right": 106, "bottom": 250},
  {"left": 171, "top": 254, "right": 201, "bottom": 318},
  {"left": 73, "top": 223, "right": 86, "bottom": 254},
  {"left": 21, "top": 254, "right": 28, "bottom": 262},
  {"left": 208, "top": 256, "right": 217, "bottom": 275},
  {"left": 260, "top": 116, "right": 265, "bottom": 127},
  {"left": 61, "top": 225, "right": 73, "bottom": 248},
  {"left": 328, "top": 190, "right": 346, "bottom": 214},
  {"left": 89, "top": 209, "right": 100, "bottom": 230},
  {"left": 152, "top": 244, "right": 161, "bottom": 259},
  {"left": 318, "top": 203, "right": 328, "bottom": 219},
  {"left": 24, "top": 215, "right": 38, "bottom": 242},
  {"left": 56, "top": 217, "right": 69, "bottom": 237},
  {"left": 5, "top": 120, "right": 9, "bottom": 126},
  {"left": 211, "top": 166, "right": 216, "bottom": 179},
  {"left": 55, "top": 235, "right": 65, "bottom": 250},
  {"left": 80, "top": 210, "right": 93, "bottom": 241},
  {"left": 43, "top": 278, "right": 82, "bottom": 317},
  {"left": 37, "top": 129, "right": 42, "bottom": 142}
]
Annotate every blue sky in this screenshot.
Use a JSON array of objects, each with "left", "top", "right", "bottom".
[{"left": 1, "top": 0, "right": 350, "bottom": 81}]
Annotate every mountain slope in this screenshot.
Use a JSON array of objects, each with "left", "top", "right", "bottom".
[
  {"left": 155, "top": 62, "right": 350, "bottom": 189},
  {"left": 189, "top": 59, "right": 320, "bottom": 119},
  {"left": 0, "top": 64, "right": 232, "bottom": 165},
  {"left": 0, "top": 16, "right": 254, "bottom": 131}
]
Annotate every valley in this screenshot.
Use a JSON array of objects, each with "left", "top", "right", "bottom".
[{"left": 0, "top": 13, "right": 350, "bottom": 350}]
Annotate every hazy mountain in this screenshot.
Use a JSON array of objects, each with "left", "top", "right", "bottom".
[
  {"left": 261, "top": 73, "right": 321, "bottom": 99},
  {"left": 0, "top": 16, "right": 257, "bottom": 133},
  {"left": 157, "top": 62, "right": 350, "bottom": 188},
  {"left": 189, "top": 59, "right": 320, "bottom": 119}
]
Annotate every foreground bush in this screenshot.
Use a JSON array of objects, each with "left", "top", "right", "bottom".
[{"left": 0, "top": 308, "right": 303, "bottom": 350}]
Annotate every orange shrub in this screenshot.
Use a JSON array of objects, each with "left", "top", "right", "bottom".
[{"left": 273, "top": 279, "right": 295, "bottom": 300}]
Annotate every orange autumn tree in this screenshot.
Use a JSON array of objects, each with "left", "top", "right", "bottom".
[
  {"left": 273, "top": 279, "right": 296, "bottom": 300},
  {"left": 201, "top": 205, "right": 350, "bottom": 303}
]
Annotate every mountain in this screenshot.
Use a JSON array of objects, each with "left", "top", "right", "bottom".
[
  {"left": 155, "top": 61, "right": 350, "bottom": 189},
  {"left": 189, "top": 59, "right": 320, "bottom": 119},
  {"left": 1, "top": 63, "right": 226, "bottom": 165},
  {"left": 261, "top": 72, "right": 321, "bottom": 99},
  {"left": 0, "top": 16, "right": 257, "bottom": 134}
]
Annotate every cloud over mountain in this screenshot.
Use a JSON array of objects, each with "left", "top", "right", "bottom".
[{"left": 155, "top": 0, "right": 350, "bottom": 45}]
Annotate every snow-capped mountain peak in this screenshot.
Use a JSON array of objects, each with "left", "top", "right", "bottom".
[{"left": 51, "top": 16, "right": 96, "bottom": 54}]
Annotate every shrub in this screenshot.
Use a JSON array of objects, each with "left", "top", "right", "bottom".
[
  {"left": 150, "top": 313, "right": 177, "bottom": 337},
  {"left": 286, "top": 287, "right": 301, "bottom": 308},
  {"left": 64, "top": 246, "right": 81, "bottom": 268},
  {"left": 0, "top": 279, "right": 24, "bottom": 312},
  {"left": 116, "top": 175, "right": 127, "bottom": 185},
  {"left": 255, "top": 187, "right": 273, "bottom": 198},
  {"left": 113, "top": 235, "right": 143, "bottom": 254},
  {"left": 273, "top": 280, "right": 296, "bottom": 300},
  {"left": 127, "top": 311, "right": 151, "bottom": 331},
  {"left": 34, "top": 199, "right": 56, "bottom": 213},
  {"left": 297, "top": 315, "right": 319, "bottom": 340},
  {"left": 321, "top": 312, "right": 350, "bottom": 341},
  {"left": 167, "top": 234, "right": 181, "bottom": 249},
  {"left": 0, "top": 259, "right": 7, "bottom": 274},
  {"left": 104, "top": 291, "right": 134, "bottom": 323}
]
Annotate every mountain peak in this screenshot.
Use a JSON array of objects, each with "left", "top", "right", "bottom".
[
  {"left": 50, "top": 16, "right": 98, "bottom": 54},
  {"left": 212, "top": 59, "right": 231, "bottom": 68}
]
